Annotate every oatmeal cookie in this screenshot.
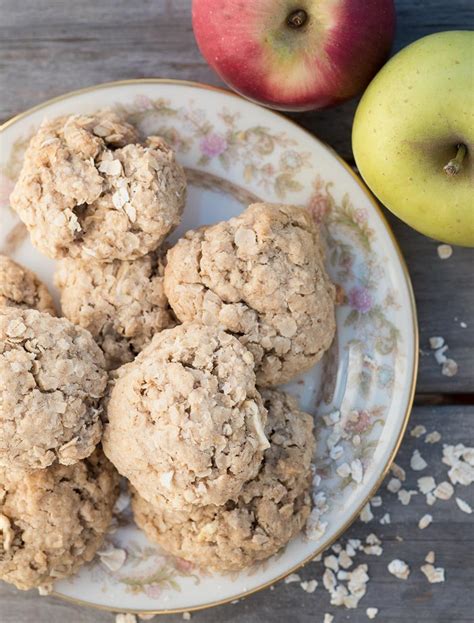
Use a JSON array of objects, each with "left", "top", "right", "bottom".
[
  {"left": 132, "top": 388, "right": 314, "bottom": 571},
  {"left": 10, "top": 111, "right": 186, "bottom": 261},
  {"left": 0, "top": 308, "right": 107, "bottom": 470},
  {"left": 164, "top": 203, "right": 336, "bottom": 386},
  {"left": 55, "top": 250, "right": 174, "bottom": 370},
  {"left": 103, "top": 323, "right": 269, "bottom": 509},
  {"left": 0, "top": 449, "right": 119, "bottom": 591},
  {"left": 0, "top": 254, "right": 55, "bottom": 315}
]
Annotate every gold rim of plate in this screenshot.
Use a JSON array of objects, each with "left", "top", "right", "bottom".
[{"left": 0, "top": 78, "right": 419, "bottom": 616}]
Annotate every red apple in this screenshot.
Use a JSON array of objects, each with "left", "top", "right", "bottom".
[{"left": 192, "top": 0, "right": 396, "bottom": 111}]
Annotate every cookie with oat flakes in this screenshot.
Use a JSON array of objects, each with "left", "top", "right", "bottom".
[
  {"left": 10, "top": 111, "right": 186, "bottom": 261},
  {"left": 164, "top": 203, "right": 336, "bottom": 386}
]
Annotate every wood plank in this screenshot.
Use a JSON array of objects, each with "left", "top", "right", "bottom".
[{"left": 0, "top": 405, "right": 473, "bottom": 623}]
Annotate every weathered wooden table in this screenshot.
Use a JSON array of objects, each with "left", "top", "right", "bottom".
[{"left": 0, "top": 2, "right": 472, "bottom": 622}]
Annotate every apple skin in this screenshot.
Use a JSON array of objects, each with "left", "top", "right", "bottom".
[
  {"left": 352, "top": 31, "right": 474, "bottom": 247},
  {"left": 192, "top": 0, "right": 395, "bottom": 111}
]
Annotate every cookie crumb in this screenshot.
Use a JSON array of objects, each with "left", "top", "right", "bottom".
[
  {"left": 366, "top": 607, "right": 379, "bottom": 619},
  {"left": 425, "top": 551, "right": 435, "bottom": 564},
  {"left": 284, "top": 573, "right": 301, "bottom": 584},
  {"left": 116, "top": 615, "right": 137, "bottom": 623}
]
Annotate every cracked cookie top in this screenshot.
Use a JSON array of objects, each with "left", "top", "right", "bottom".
[
  {"left": 0, "top": 449, "right": 119, "bottom": 591},
  {"left": 0, "top": 308, "right": 107, "bottom": 470},
  {"left": 103, "top": 323, "right": 269, "bottom": 510},
  {"left": 131, "top": 388, "right": 314, "bottom": 571},
  {"left": 10, "top": 111, "right": 186, "bottom": 261},
  {"left": 164, "top": 203, "right": 336, "bottom": 386},
  {"left": 55, "top": 250, "right": 175, "bottom": 370}
]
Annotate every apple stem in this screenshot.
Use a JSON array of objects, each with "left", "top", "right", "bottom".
[
  {"left": 444, "top": 143, "right": 467, "bottom": 176},
  {"left": 287, "top": 9, "right": 308, "bottom": 29}
]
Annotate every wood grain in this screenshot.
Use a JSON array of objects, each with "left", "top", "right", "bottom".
[{"left": 0, "top": 406, "right": 472, "bottom": 623}]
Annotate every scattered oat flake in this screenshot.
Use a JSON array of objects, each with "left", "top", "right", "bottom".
[
  {"left": 284, "top": 572, "right": 301, "bottom": 584},
  {"left": 336, "top": 462, "right": 351, "bottom": 478},
  {"left": 97, "top": 545, "right": 127, "bottom": 572},
  {"left": 455, "top": 497, "right": 472, "bottom": 514},
  {"left": 323, "top": 568, "right": 337, "bottom": 592},
  {"left": 411, "top": 424, "right": 427, "bottom": 438},
  {"left": 418, "top": 514, "right": 433, "bottom": 529},
  {"left": 116, "top": 615, "right": 137, "bottom": 623},
  {"left": 434, "top": 481, "right": 454, "bottom": 500},
  {"left": 437, "top": 244, "right": 452, "bottom": 259},
  {"left": 442, "top": 358, "right": 458, "bottom": 377},
  {"left": 338, "top": 550, "right": 353, "bottom": 569},
  {"left": 380, "top": 513, "right": 391, "bottom": 525},
  {"left": 425, "top": 551, "right": 436, "bottom": 564},
  {"left": 324, "top": 555, "right": 339, "bottom": 572},
  {"left": 391, "top": 462, "right": 406, "bottom": 481},
  {"left": 324, "top": 615, "right": 334, "bottom": 623},
  {"left": 418, "top": 476, "right": 436, "bottom": 494},
  {"left": 421, "top": 564, "right": 445, "bottom": 583},
  {"left": 425, "top": 431, "right": 441, "bottom": 444},
  {"left": 371, "top": 495, "right": 382, "bottom": 507},
  {"left": 426, "top": 492, "right": 436, "bottom": 506},
  {"left": 460, "top": 321, "right": 467, "bottom": 328},
  {"left": 387, "top": 477, "right": 402, "bottom": 493},
  {"left": 434, "top": 345, "right": 448, "bottom": 365},
  {"left": 411, "top": 449, "right": 427, "bottom": 471},
  {"left": 367, "top": 608, "right": 379, "bottom": 619},
  {"left": 388, "top": 559, "right": 410, "bottom": 580},
  {"left": 398, "top": 489, "right": 418, "bottom": 505},
  {"left": 429, "top": 336, "right": 444, "bottom": 349},
  {"left": 138, "top": 616, "right": 155, "bottom": 621},
  {"left": 366, "top": 533, "right": 381, "bottom": 545},
  {"left": 360, "top": 503, "right": 373, "bottom": 523},
  {"left": 182, "top": 614, "right": 191, "bottom": 621},
  {"left": 351, "top": 459, "right": 364, "bottom": 484},
  {"left": 364, "top": 544, "right": 383, "bottom": 556},
  {"left": 300, "top": 579, "right": 318, "bottom": 593}
]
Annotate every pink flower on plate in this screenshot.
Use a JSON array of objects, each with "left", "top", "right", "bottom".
[
  {"left": 308, "top": 192, "right": 329, "bottom": 223},
  {"left": 199, "top": 133, "right": 227, "bottom": 158},
  {"left": 354, "top": 208, "right": 368, "bottom": 225},
  {"left": 347, "top": 410, "right": 371, "bottom": 434},
  {"left": 348, "top": 286, "right": 373, "bottom": 313},
  {"left": 144, "top": 583, "right": 162, "bottom": 599},
  {"left": 174, "top": 557, "right": 194, "bottom": 573},
  {"left": 134, "top": 94, "right": 154, "bottom": 111},
  {"left": 0, "top": 174, "right": 14, "bottom": 208}
]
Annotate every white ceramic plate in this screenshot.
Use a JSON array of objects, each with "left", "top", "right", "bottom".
[{"left": 0, "top": 80, "right": 417, "bottom": 615}]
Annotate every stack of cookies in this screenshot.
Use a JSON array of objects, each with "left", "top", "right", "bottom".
[{"left": 0, "top": 110, "right": 336, "bottom": 592}]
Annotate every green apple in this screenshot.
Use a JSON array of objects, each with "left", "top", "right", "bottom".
[{"left": 352, "top": 31, "right": 474, "bottom": 246}]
